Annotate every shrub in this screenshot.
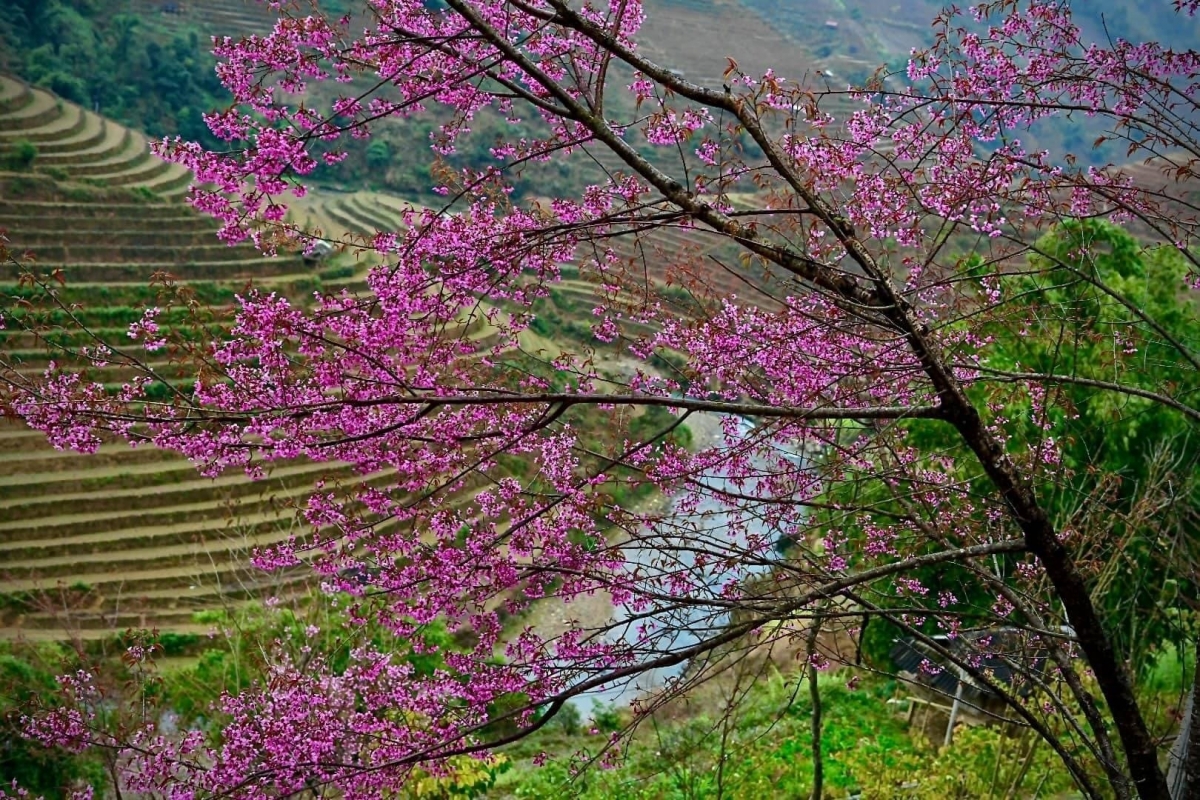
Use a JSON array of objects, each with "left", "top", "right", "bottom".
[
  {"left": 62, "top": 184, "right": 98, "bottom": 202},
  {"left": 36, "top": 71, "right": 87, "bottom": 104},
  {"left": 156, "top": 632, "right": 202, "bottom": 657},
  {"left": 1, "top": 140, "right": 38, "bottom": 171},
  {"left": 318, "top": 264, "right": 356, "bottom": 280}
]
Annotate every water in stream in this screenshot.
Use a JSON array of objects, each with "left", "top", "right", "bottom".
[{"left": 566, "top": 412, "right": 809, "bottom": 713}]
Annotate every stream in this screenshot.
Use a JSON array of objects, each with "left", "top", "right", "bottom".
[{"left": 565, "top": 411, "right": 808, "bottom": 713}]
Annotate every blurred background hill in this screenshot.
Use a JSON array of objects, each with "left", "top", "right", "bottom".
[{"left": 5, "top": 0, "right": 1196, "bottom": 209}]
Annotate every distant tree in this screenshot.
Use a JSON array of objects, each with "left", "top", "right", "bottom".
[
  {"left": 4, "top": 2, "right": 1200, "bottom": 799},
  {"left": 0, "top": 0, "right": 229, "bottom": 145},
  {"left": 366, "top": 138, "right": 393, "bottom": 171}
]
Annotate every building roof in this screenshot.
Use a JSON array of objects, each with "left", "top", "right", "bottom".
[{"left": 891, "top": 628, "right": 1049, "bottom": 701}]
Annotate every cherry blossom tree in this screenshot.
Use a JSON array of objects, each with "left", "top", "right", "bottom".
[{"left": 3, "top": 0, "right": 1200, "bottom": 797}]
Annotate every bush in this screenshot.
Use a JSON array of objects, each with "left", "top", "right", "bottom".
[
  {"left": 62, "top": 184, "right": 98, "bottom": 202},
  {"left": 318, "top": 264, "right": 356, "bottom": 280},
  {"left": 366, "top": 138, "right": 393, "bottom": 170},
  {"left": 551, "top": 702, "right": 582, "bottom": 736},
  {"left": 156, "top": 632, "right": 202, "bottom": 657},
  {"left": 0, "top": 643, "right": 108, "bottom": 798},
  {"left": 36, "top": 71, "right": 87, "bottom": 104},
  {"left": 1, "top": 139, "right": 38, "bottom": 171},
  {"left": 590, "top": 702, "right": 622, "bottom": 733}
]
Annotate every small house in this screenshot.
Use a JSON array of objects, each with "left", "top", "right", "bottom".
[{"left": 891, "top": 628, "right": 1054, "bottom": 744}]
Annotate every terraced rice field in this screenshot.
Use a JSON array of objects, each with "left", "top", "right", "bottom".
[
  {"left": 0, "top": 60, "right": 745, "bottom": 642},
  {"left": 0, "top": 77, "right": 442, "bottom": 640},
  {"left": 125, "top": 0, "right": 280, "bottom": 37},
  {"left": 0, "top": 176, "right": 317, "bottom": 639},
  {"left": 0, "top": 186, "right": 690, "bottom": 645},
  {"left": 0, "top": 76, "right": 193, "bottom": 198},
  {"left": 290, "top": 188, "right": 414, "bottom": 242}
]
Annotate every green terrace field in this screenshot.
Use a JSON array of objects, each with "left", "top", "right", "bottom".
[
  {"left": 124, "top": 0, "right": 282, "bottom": 38},
  {"left": 0, "top": 75, "right": 193, "bottom": 197},
  {"left": 0, "top": 182, "right": 312, "bottom": 640},
  {"left": 0, "top": 68, "right": 750, "bottom": 644},
  {"left": 0, "top": 81, "right": 433, "bottom": 639},
  {"left": 0, "top": 187, "right": 528, "bottom": 642}
]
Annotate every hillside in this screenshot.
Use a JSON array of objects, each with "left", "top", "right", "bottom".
[
  {"left": 0, "top": 63, "right": 697, "bottom": 642},
  {"left": 0, "top": 75, "right": 192, "bottom": 197},
  {"left": 0, "top": 76, "right": 436, "bottom": 640},
  {"left": 0, "top": 189, "right": 303, "bottom": 639},
  {"left": 124, "top": 0, "right": 280, "bottom": 37}
]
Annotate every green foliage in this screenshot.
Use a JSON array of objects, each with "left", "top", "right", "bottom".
[
  {"left": 503, "top": 674, "right": 1082, "bottom": 799},
  {"left": 1145, "top": 639, "right": 1196, "bottom": 695},
  {"left": 527, "top": 289, "right": 597, "bottom": 343},
  {"left": 1, "top": 139, "right": 38, "bottom": 170},
  {"left": 590, "top": 702, "right": 622, "bottom": 733},
  {"left": 61, "top": 184, "right": 98, "bottom": 202},
  {"left": 0, "top": 0, "right": 637, "bottom": 204},
  {"left": 984, "top": 220, "right": 1200, "bottom": 665},
  {"left": 820, "top": 221, "right": 1199, "bottom": 671},
  {"left": 852, "top": 726, "right": 1076, "bottom": 799},
  {"left": 3, "top": 174, "right": 42, "bottom": 197},
  {"left": 551, "top": 702, "right": 583, "bottom": 736},
  {"left": 366, "top": 138, "right": 394, "bottom": 170},
  {"left": 0, "top": 2, "right": 228, "bottom": 148},
  {"left": 155, "top": 632, "right": 202, "bottom": 657},
  {"left": 0, "top": 643, "right": 106, "bottom": 798}
]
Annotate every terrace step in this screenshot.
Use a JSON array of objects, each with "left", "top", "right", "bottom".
[
  {"left": 0, "top": 506, "right": 425, "bottom": 593},
  {"left": 0, "top": 444, "right": 188, "bottom": 479},
  {"left": 1, "top": 256, "right": 310, "bottom": 283},
  {"left": 0, "top": 77, "right": 31, "bottom": 114},
  {"left": 345, "top": 194, "right": 407, "bottom": 232},
  {"left": 324, "top": 200, "right": 376, "bottom": 237},
  {"left": 0, "top": 90, "right": 63, "bottom": 131},
  {"left": 9, "top": 609, "right": 210, "bottom": 633},
  {"left": 1, "top": 513, "right": 307, "bottom": 579},
  {"left": 3, "top": 595, "right": 296, "bottom": 636},
  {"left": 65, "top": 140, "right": 152, "bottom": 178},
  {"left": 0, "top": 103, "right": 89, "bottom": 147},
  {"left": 1, "top": 558, "right": 279, "bottom": 600},
  {"left": 0, "top": 461, "right": 369, "bottom": 520},
  {"left": 5, "top": 581, "right": 310, "bottom": 633},
  {"left": 3, "top": 241, "right": 261, "bottom": 264},
  {"left": 95, "top": 154, "right": 178, "bottom": 187},
  {"left": 0, "top": 201, "right": 207, "bottom": 220},
  {"left": 31, "top": 125, "right": 132, "bottom": 167},
  {"left": 0, "top": 623, "right": 219, "bottom": 642},
  {"left": 136, "top": 163, "right": 194, "bottom": 196},
  {"left": 115, "top": 569, "right": 313, "bottom": 607},
  {"left": 0, "top": 470, "right": 394, "bottom": 549},
  {"left": 0, "top": 82, "right": 194, "bottom": 197},
  {"left": 8, "top": 228, "right": 236, "bottom": 249}
]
